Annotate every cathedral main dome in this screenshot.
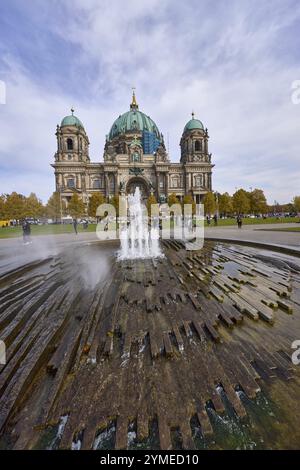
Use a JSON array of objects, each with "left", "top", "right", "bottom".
[{"left": 108, "top": 92, "right": 162, "bottom": 142}]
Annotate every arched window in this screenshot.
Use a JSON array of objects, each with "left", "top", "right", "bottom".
[
  {"left": 132, "top": 152, "right": 140, "bottom": 162},
  {"left": 67, "top": 138, "right": 73, "bottom": 150},
  {"left": 131, "top": 120, "right": 138, "bottom": 130},
  {"left": 195, "top": 175, "right": 203, "bottom": 187},
  {"left": 195, "top": 140, "right": 202, "bottom": 151},
  {"left": 93, "top": 179, "right": 101, "bottom": 189},
  {"left": 159, "top": 175, "right": 164, "bottom": 189},
  {"left": 79, "top": 138, "right": 82, "bottom": 150},
  {"left": 172, "top": 176, "right": 179, "bottom": 188},
  {"left": 67, "top": 178, "right": 75, "bottom": 188}
]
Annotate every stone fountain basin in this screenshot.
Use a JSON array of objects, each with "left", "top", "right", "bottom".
[{"left": 0, "top": 240, "right": 300, "bottom": 450}]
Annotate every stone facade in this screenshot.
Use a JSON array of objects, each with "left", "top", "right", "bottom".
[{"left": 51, "top": 96, "right": 214, "bottom": 209}]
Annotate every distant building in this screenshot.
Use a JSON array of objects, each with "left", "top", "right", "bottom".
[{"left": 52, "top": 92, "right": 214, "bottom": 207}]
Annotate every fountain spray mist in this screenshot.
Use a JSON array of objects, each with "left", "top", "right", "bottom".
[{"left": 118, "top": 187, "right": 163, "bottom": 260}]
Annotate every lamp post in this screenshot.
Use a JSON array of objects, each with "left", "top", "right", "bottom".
[{"left": 214, "top": 191, "right": 219, "bottom": 218}]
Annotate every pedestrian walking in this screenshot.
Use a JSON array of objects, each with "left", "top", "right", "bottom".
[
  {"left": 237, "top": 215, "right": 243, "bottom": 229},
  {"left": 73, "top": 218, "right": 78, "bottom": 235},
  {"left": 22, "top": 219, "right": 31, "bottom": 244}
]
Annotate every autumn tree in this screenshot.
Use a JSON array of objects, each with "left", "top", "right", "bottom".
[
  {"left": 46, "top": 192, "right": 66, "bottom": 222},
  {"left": 147, "top": 194, "right": 157, "bottom": 216},
  {"left": 0, "top": 195, "right": 6, "bottom": 219},
  {"left": 218, "top": 192, "right": 232, "bottom": 217},
  {"left": 25, "top": 192, "right": 44, "bottom": 218},
  {"left": 168, "top": 193, "right": 180, "bottom": 206},
  {"left": 110, "top": 195, "right": 120, "bottom": 216},
  {"left": 203, "top": 191, "right": 216, "bottom": 216},
  {"left": 181, "top": 194, "right": 195, "bottom": 215},
  {"left": 88, "top": 193, "right": 106, "bottom": 218},
  {"left": 249, "top": 189, "right": 268, "bottom": 215},
  {"left": 5, "top": 192, "right": 27, "bottom": 220},
  {"left": 232, "top": 189, "right": 250, "bottom": 215},
  {"left": 67, "top": 193, "right": 85, "bottom": 218},
  {"left": 293, "top": 196, "right": 300, "bottom": 213}
]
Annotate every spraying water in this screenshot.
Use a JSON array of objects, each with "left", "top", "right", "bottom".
[{"left": 118, "top": 187, "right": 163, "bottom": 260}]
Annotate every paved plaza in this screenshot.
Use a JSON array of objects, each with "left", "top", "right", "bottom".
[
  {"left": 0, "top": 223, "right": 299, "bottom": 264},
  {"left": 205, "top": 223, "right": 300, "bottom": 252}
]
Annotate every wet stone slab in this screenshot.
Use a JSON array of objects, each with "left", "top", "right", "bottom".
[{"left": 0, "top": 240, "right": 300, "bottom": 450}]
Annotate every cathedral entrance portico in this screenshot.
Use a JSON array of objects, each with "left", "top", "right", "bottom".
[{"left": 126, "top": 177, "right": 149, "bottom": 199}]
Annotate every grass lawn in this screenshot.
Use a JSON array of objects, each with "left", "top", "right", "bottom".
[
  {"left": 204, "top": 216, "right": 299, "bottom": 227},
  {"left": 0, "top": 217, "right": 299, "bottom": 239},
  {"left": 0, "top": 223, "right": 98, "bottom": 239}
]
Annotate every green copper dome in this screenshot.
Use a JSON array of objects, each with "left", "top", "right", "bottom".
[
  {"left": 108, "top": 93, "right": 161, "bottom": 141},
  {"left": 184, "top": 115, "right": 204, "bottom": 132},
  {"left": 61, "top": 110, "right": 84, "bottom": 129}
]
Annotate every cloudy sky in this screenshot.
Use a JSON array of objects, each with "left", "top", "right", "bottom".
[{"left": 0, "top": 0, "right": 300, "bottom": 203}]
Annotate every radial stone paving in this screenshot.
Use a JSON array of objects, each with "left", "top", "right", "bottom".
[{"left": 0, "top": 240, "right": 300, "bottom": 450}]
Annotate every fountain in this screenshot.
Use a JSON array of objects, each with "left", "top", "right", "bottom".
[{"left": 118, "top": 187, "right": 163, "bottom": 260}]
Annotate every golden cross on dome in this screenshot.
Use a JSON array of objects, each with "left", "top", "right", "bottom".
[{"left": 131, "top": 87, "right": 138, "bottom": 108}]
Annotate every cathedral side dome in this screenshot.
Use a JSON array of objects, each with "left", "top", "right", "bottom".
[
  {"left": 108, "top": 92, "right": 162, "bottom": 142},
  {"left": 61, "top": 108, "right": 84, "bottom": 129},
  {"left": 184, "top": 114, "right": 204, "bottom": 132}
]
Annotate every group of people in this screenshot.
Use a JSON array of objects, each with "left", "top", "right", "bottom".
[
  {"left": 22, "top": 218, "right": 89, "bottom": 245},
  {"left": 206, "top": 214, "right": 243, "bottom": 228},
  {"left": 22, "top": 212, "right": 244, "bottom": 246},
  {"left": 206, "top": 214, "right": 219, "bottom": 226}
]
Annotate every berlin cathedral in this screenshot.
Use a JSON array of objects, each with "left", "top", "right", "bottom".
[{"left": 52, "top": 92, "right": 214, "bottom": 207}]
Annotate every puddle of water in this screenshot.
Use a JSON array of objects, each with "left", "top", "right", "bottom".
[
  {"left": 128, "top": 419, "right": 160, "bottom": 450},
  {"left": 93, "top": 421, "right": 116, "bottom": 450},
  {"left": 33, "top": 414, "right": 69, "bottom": 450}
]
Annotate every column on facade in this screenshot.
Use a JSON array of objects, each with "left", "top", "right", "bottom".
[
  {"left": 85, "top": 173, "right": 89, "bottom": 192},
  {"left": 57, "top": 173, "right": 63, "bottom": 189},
  {"left": 76, "top": 173, "right": 81, "bottom": 189},
  {"left": 105, "top": 173, "right": 109, "bottom": 199},
  {"left": 165, "top": 172, "right": 169, "bottom": 197},
  {"left": 185, "top": 171, "right": 190, "bottom": 193},
  {"left": 156, "top": 171, "right": 160, "bottom": 200},
  {"left": 82, "top": 172, "right": 86, "bottom": 191},
  {"left": 204, "top": 138, "right": 208, "bottom": 154},
  {"left": 114, "top": 171, "right": 119, "bottom": 195}
]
